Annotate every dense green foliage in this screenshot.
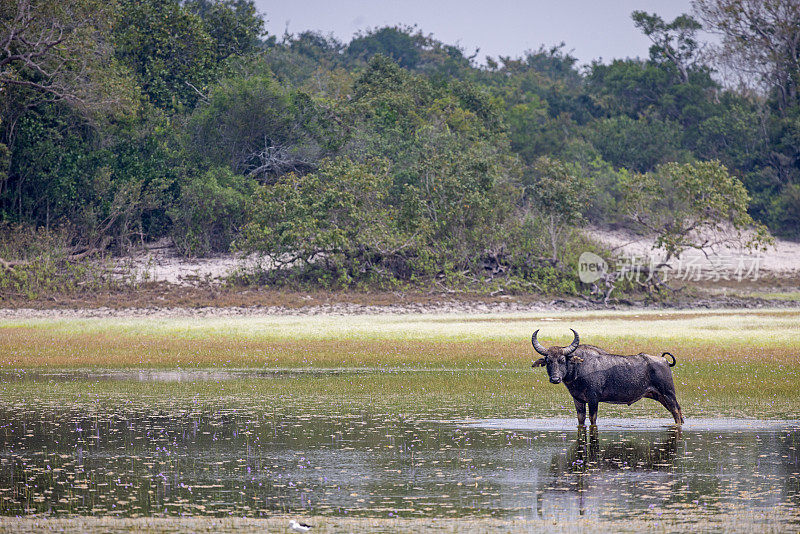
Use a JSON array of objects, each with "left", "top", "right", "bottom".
[
  {"left": 1, "top": 0, "right": 796, "bottom": 294},
  {"left": 169, "top": 166, "right": 253, "bottom": 256},
  {"left": 619, "top": 160, "right": 771, "bottom": 259}
]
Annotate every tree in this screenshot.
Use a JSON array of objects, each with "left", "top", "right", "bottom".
[
  {"left": 485, "top": 47, "right": 588, "bottom": 162},
  {"left": 632, "top": 11, "right": 703, "bottom": 84},
  {"left": 347, "top": 26, "right": 423, "bottom": 69},
  {"left": 346, "top": 55, "right": 520, "bottom": 271},
  {"left": 694, "top": 0, "right": 800, "bottom": 114},
  {"left": 0, "top": 0, "right": 141, "bottom": 235},
  {"left": 185, "top": 0, "right": 264, "bottom": 60},
  {"left": 619, "top": 160, "right": 771, "bottom": 260},
  {"left": 525, "top": 156, "right": 594, "bottom": 260},
  {"left": 259, "top": 31, "right": 346, "bottom": 89},
  {"left": 588, "top": 115, "right": 684, "bottom": 172},
  {"left": 694, "top": 0, "right": 800, "bottom": 237},
  {"left": 287, "top": 31, "right": 344, "bottom": 63},
  {"left": 587, "top": 58, "right": 718, "bottom": 127},
  {"left": 236, "top": 55, "right": 527, "bottom": 286},
  {"left": 772, "top": 182, "right": 800, "bottom": 238},
  {"left": 0, "top": 121, "right": 8, "bottom": 194},
  {"left": 70, "top": 115, "right": 179, "bottom": 253},
  {"left": 113, "top": 0, "right": 216, "bottom": 111},
  {"left": 346, "top": 26, "right": 474, "bottom": 76},
  {"left": 187, "top": 75, "right": 342, "bottom": 182},
  {"left": 0, "top": 0, "right": 136, "bottom": 114},
  {"left": 504, "top": 97, "right": 551, "bottom": 163},
  {"left": 113, "top": 0, "right": 264, "bottom": 113},
  {"left": 4, "top": 104, "right": 93, "bottom": 225},
  {"left": 169, "top": 166, "right": 253, "bottom": 256},
  {"left": 693, "top": 100, "right": 766, "bottom": 170},
  {"left": 0, "top": 0, "right": 138, "bottom": 183},
  {"left": 241, "top": 157, "right": 407, "bottom": 284}
]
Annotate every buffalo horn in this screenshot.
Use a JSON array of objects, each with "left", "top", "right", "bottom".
[
  {"left": 531, "top": 330, "right": 548, "bottom": 356},
  {"left": 563, "top": 328, "right": 580, "bottom": 356}
]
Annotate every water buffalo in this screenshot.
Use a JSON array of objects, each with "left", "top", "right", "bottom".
[{"left": 531, "top": 329, "right": 684, "bottom": 426}]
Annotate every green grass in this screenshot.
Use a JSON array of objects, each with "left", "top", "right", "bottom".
[
  {"left": 4, "top": 308, "right": 800, "bottom": 344},
  {"left": 1, "top": 308, "right": 799, "bottom": 368},
  {"left": 1, "top": 362, "right": 797, "bottom": 420},
  {"left": 0, "top": 308, "right": 798, "bottom": 417}
]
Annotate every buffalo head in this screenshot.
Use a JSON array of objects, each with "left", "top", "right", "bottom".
[{"left": 531, "top": 328, "right": 580, "bottom": 384}]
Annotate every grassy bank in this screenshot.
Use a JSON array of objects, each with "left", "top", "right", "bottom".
[
  {"left": 0, "top": 365, "right": 797, "bottom": 420},
  {"left": 1, "top": 308, "right": 799, "bottom": 368},
  {"left": 1, "top": 309, "right": 798, "bottom": 419}
]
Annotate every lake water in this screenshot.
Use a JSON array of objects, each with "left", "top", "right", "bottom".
[{"left": 0, "top": 370, "right": 797, "bottom": 530}]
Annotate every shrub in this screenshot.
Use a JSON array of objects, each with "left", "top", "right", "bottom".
[
  {"left": 169, "top": 167, "right": 253, "bottom": 256},
  {"left": 0, "top": 223, "right": 128, "bottom": 300}
]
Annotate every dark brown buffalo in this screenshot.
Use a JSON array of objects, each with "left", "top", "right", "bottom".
[{"left": 531, "top": 329, "right": 684, "bottom": 426}]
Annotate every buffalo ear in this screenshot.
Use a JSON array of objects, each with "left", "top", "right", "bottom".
[
  {"left": 570, "top": 356, "right": 584, "bottom": 363},
  {"left": 532, "top": 358, "right": 546, "bottom": 368}
]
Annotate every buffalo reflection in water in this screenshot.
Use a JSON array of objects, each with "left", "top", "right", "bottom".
[
  {"left": 535, "top": 427, "right": 682, "bottom": 519},
  {"left": 553, "top": 426, "right": 681, "bottom": 474}
]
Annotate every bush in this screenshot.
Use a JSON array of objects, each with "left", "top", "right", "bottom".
[
  {"left": 587, "top": 115, "right": 684, "bottom": 172},
  {"left": 239, "top": 157, "right": 408, "bottom": 286},
  {"left": 169, "top": 167, "right": 253, "bottom": 256},
  {"left": 0, "top": 223, "right": 129, "bottom": 300},
  {"left": 771, "top": 183, "right": 800, "bottom": 239}
]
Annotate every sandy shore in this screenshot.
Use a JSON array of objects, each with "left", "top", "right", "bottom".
[
  {"left": 120, "top": 230, "right": 800, "bottom": 287},
  {"left": 1, "top": 229, "right": 798, "bottom": 319}
]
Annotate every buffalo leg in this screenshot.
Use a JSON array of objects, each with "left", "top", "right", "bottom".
[
  {"left": 588, "top": 401, "right": 599, "bottom": 427},
  {"left": 588, "top": 425, "right": 599, "bottom": 461},
  {"left": 657, "top": 393, "right": 684, "bottom": 424},
  {"left": 574, "top": 398, "right": 587, "bottom": 427}
]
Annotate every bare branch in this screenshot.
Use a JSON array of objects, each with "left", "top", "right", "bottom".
[
  {"left": 185, "top": 81, "right": 210, "bottom": 104},
  {"left": 0, "top": 0, "right": 129, "bottom": 119},
  {"left": 241, "top": 139, "right": 317, "bottom": 183}
]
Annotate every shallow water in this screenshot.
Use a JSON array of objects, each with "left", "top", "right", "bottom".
[
  {"left": 0, "top": 370, "right": 797, "bottom": 530},
  {"left": 466, "top": 417, "right": 800, "bottom": 432}
]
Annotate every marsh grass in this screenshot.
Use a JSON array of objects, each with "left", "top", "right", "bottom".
[
  {"left": 1, "top": 362, "right": 797, "bottom": 419},
  {"left": 1, "top": 309, "right": 799, "bottom": 368},
  {"left": 5, "top": 308, "right": 800, "bottom": 343},
  {"left": 744, "top": 291, "right": 800, "bottom": 301},
  {"left": 0, "top": 308, "right": 798, "bottom": 417}
]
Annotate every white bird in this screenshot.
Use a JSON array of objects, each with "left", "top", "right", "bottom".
[{"left": 289, "top": 519, "right": 313, "bottom": 532}]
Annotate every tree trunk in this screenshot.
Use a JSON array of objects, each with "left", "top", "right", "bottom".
[{"left": 549, "top": 213, "right": 559, "bottom": 261}]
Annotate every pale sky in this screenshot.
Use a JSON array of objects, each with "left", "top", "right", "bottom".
[{"left": 254, "top": 0, "right": 697, "bottom": 66}]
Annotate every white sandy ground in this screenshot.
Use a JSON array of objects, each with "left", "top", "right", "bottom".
[
  {"left": 1, "top": 230, "right": 798, "bottom": 320},
  {"left": 585, "top": 228, "right": 800, "bottom": 277},
  {"left": 116, "top": 230, "right": 800, "bottom": 288},
  {"left": 115, "top": 238, "right": 255, "bottom": 286}
]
